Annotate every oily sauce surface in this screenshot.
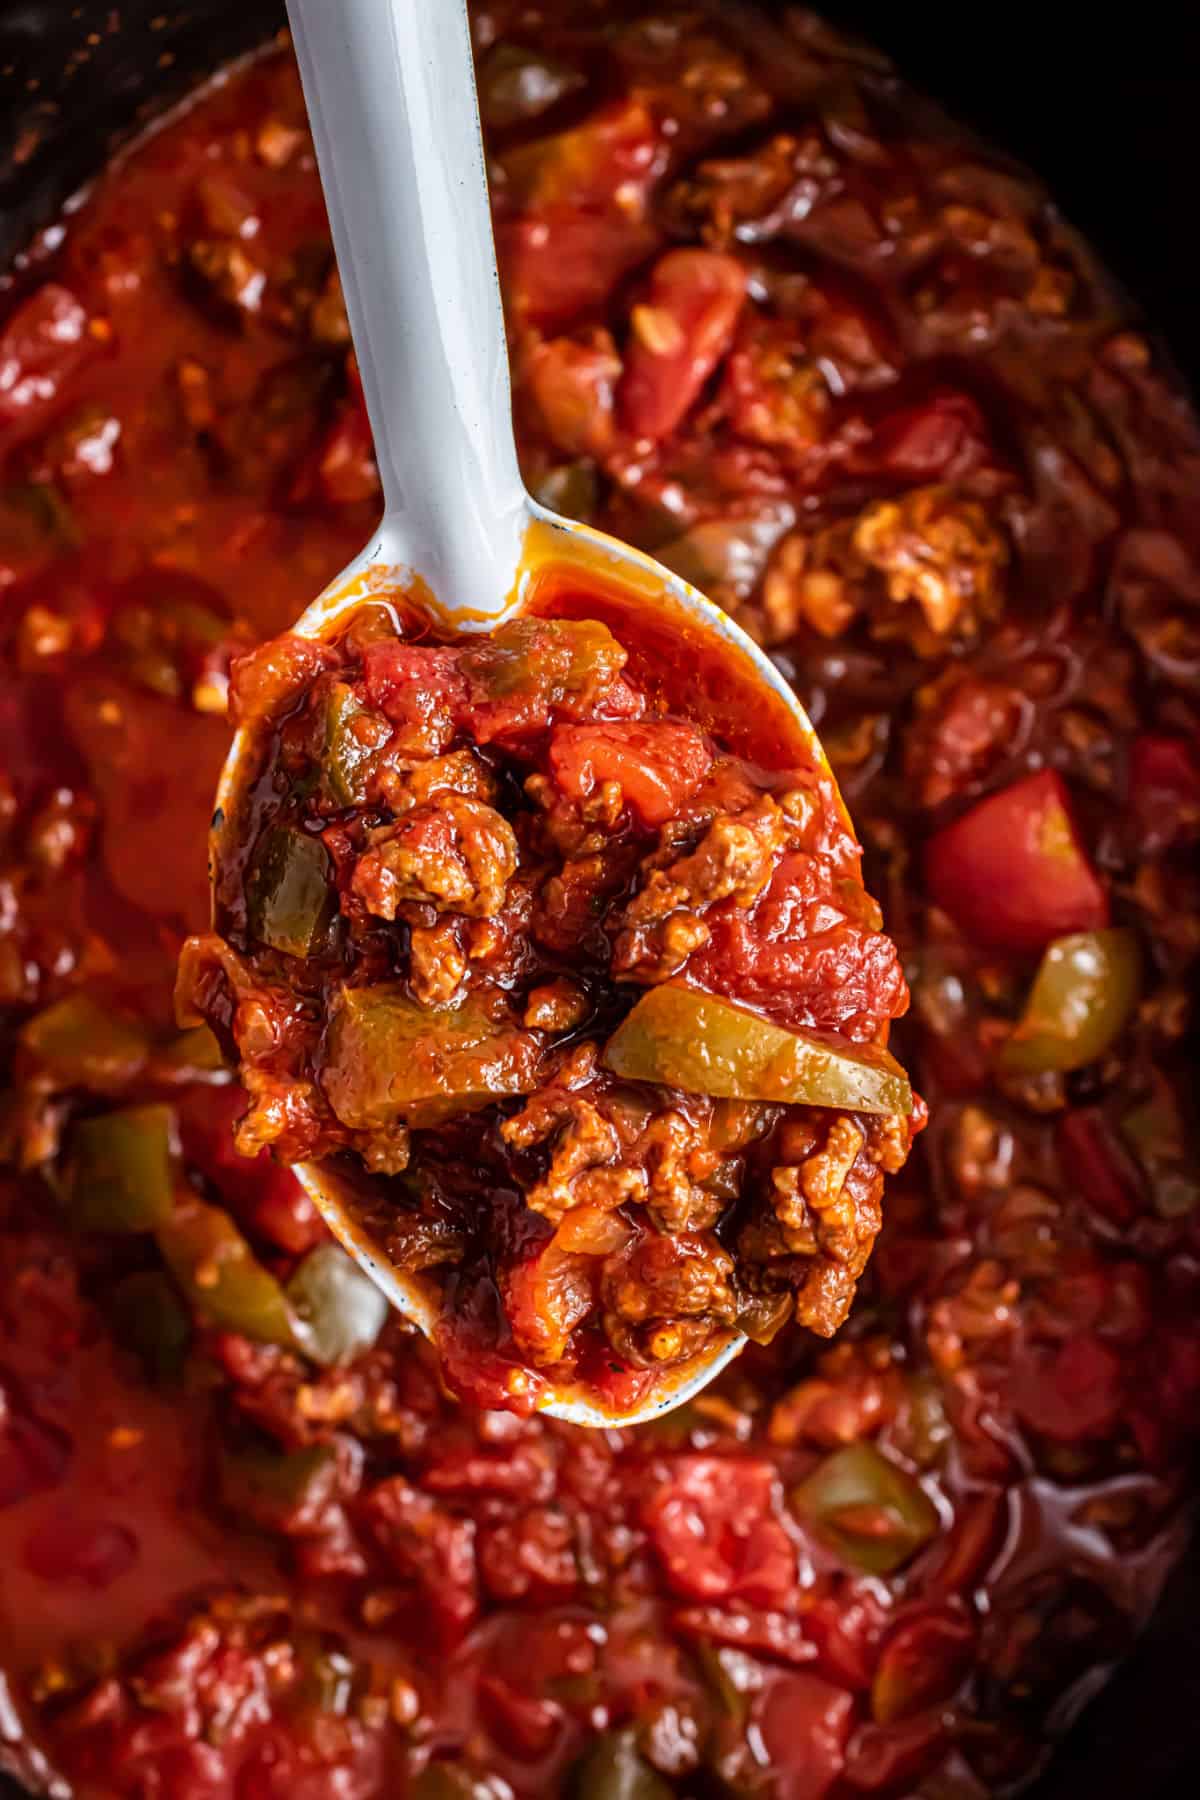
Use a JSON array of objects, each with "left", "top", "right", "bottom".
[{"left": 0, "top": 7, "right": 1198, "bottom": 1798}]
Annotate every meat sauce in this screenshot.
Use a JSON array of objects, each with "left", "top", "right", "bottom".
[
  {"left": 181, "top": 582, "right": 915, "bottom": 1414},
  {"left": 0, "top": 5, "right": 1198, "bottom": 1797}
]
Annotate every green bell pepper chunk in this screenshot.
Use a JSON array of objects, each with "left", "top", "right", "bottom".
[
  {"left": 287, "top": 1243, "right": 388, "bottom": 1367},
  {"left": 218, "top": 1439, "right": 338, "bottom": 1532},
  {"left": 1, "top": 482, "right": 77, "bottom": 563},
  {"left": 294, "top": 1642, "right": 356, "bottom": 1716},
  {"left": 409, "top": 1769, "right": 493, "bottom": 1800},
  {"left": 154, "top": 1024, "right": 227, "bottom": 1080},
  {"left": 898, "top": 1373, "right": 952, "bottom": 1470},
  {"left": 108, "top": 1271, "right": 192, "bottom": 1383},
  {"left": 570, "top": 1731, "right": 672, "bottom": 1800},
  {"left": 657, "top": 515, "right": 790, "bottom": 597},
  {"left": 64, "top": 1103, "right": 177, "bottom": 1233},
  {"left": 1002, "top": 928, "right": 1141, "bottom": 1074},
  {"left": 323, "top": 985, "right": 543, "bottom": 1131},
  {"left": 8, "top": 479, "right": 76, "bottom": 532},
  {"left": 246, "top": 825, "right": 336, "bottom": 959},
  {"left": 603, "top": 986, "right": 912, "bottom": 1116},
  {"left": 157, "top": 1197, "right": 311, "bottom": 1353},
  {"left": 165, "top": 599, "right": 229, "bottom": 650},
  {"left": 477, "top": 43, "right": 586, "bottom": 131},
  {"left": 323, "top": 681, "right": 379, "bottom": 807},
  {"left": 529, "top": 461, "right": 599, "bottom": 523},
  {"left": 735, "top": 1289, "right": 794, "bottom": 1347},
  {"left": 19, "top": 993, "right": 149, "bottom": 1092},
  {"left": 460, "top": 616, "right": 624, "bottom": 703},
  {"left": 548, "top": 1671, "right": 603, "bottom": 1708},
  {"left": 790, "top": 1442, "right": 938, "bottom": 1575},
  {"left": 693, "top": 1644, "right": 749, "bottom": 1725}
]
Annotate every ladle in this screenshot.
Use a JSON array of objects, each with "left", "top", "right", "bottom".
[{"left": 213, "top": 0, "right": 850, "bottom": 1426}]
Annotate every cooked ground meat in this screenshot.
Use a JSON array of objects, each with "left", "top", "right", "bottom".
[
  {"left": 5, "top": 10, "right": 1197, "bottom": 1795},
  {"left": 352, "top": 795, "right": 519, "bottom": 921},
  {"left": 181, "top": 603, "right": 916, "bottom": 1411}
]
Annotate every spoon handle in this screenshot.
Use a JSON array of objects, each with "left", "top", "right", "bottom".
[{"left": 287, "top": 0, "right": 527, "bottom": 610}]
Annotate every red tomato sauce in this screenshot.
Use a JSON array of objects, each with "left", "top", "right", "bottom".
[{"left": 0, "top": 6, "right": 1197, "bottom": 1797}]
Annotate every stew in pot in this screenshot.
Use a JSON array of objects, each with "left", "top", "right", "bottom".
[{"left": 0, "top": 4, "right": 1197, "bottom": 1796}]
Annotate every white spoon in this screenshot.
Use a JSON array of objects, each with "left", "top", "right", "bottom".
[{"left": 213, "top": 0, "right": 845, "bottom": 1426}]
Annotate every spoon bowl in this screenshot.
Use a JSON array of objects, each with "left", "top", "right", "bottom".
[
  {"left": 212, "top": 501, "right": 841, "bottom": 1426},
  {"left": 210, "top": 0, "right": 849, "bottom": 1425}
]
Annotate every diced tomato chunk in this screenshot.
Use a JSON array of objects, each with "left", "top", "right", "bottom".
[
  {"left": 843, "top": 1713, "right": 949, "bottom": 1792},
  {"left": 924, "top": 770, "right": 1108, "bottom": 953},
  {"left": 905, "top": 674, "right": 1023, "bottom": 810},
  {"left": 499, "top": 101, "right": 663, "bottom": 328},
  {"left": 871, "top": 1607, "right": 975, "bottom": 1723},
  {"left": 457, "top": 616, "right": 642, "bottom": 745},
  {"left": 179, "top": 1086, "right": 328, "bottom": 1255},
  {"left": 857, "top": 390, "right": 990, "bottom": 482},
  {"left": 477, "top": 1671, "right": 565, "bottom": 1759},
  {"left": 434, "top": 1314, "right": 549, "bottom": 1417},
  {"left": 522, "top": 331, "right": 621, "bottom": 458},
  {"left": 581, "top": 1354, "right": 658, "bottom": 1417},
  {"left": 361, "top": 641, "right": 466, "bottom": 714},
  {"left": 230, "top": 633, "right": 339, "bottom": 726},
  {"left": 1009, "top": 1332, "right": 1123, "bottom": 1443},
  {"left": 422, "top": 1431, "right": 555, "bottom": 1504},
  {"left": 0, "top": 283, "right": 97, "bottom": 433},
  {"left": 926, "top": 1491, "right": 1007, "bottom": 1597},
  {"left": 362, "top": 1475, "right": 479, "bottom": 1646},
  {"left": 24, "top": 1512, "right": 138, "bottom": 1588},
  {"left": 503, "top": 99, "right": 660, "bottom": 215},
  {"left": 549, "top": 719, "right": 711, "bottom": 825},
  {"left": 673, "top": 1603, "right": 816, "bottom": 1665},
  {"left": 477, "top": 1505, "right": 578, "bottom": 1602},
  {"left": 721, "top": 315, "right": 831, "bottom": 454},
  {"left": 1058, "top": 1108, "right": 1142, "bottom": 1228},
  {"left": 642, "top": 1454, "right": 796, "bottom": 1606},
  {"left": 1035, "top": 1256, "right": 1151, "bottom": 1347},
  {"left": 244, "top": 1177, "right": 329, "bottom": 1258},
  {"left": 754, "top": 1671, "right": 855, "bottom": 1800},
  {"left": 803, "top": 1585, "right": 890, "bottom": 1689},
  {"left": 501, "top": 213, "right": 659, "bottom": 331},
  {"left": 1127, "top": 731, "right": 1200, "bottom": 853},
  {"left": 237, "top": 1728, "right": 385, "bottom": 1800},
  {"left": 310, "top": 395, "right": 380, "bottom": 507},
  {"left": 502, "top": 1243, "right": 594, "bottom": 1365},
  {"left": 691, "top": 850, "right": 909, "bottom": 1041},
  {"left": 66, "top": 1733, "right": 230, "bottom": 1800},
  {"left": 361, "top": 641, "right": 468, "bottom": 754},
  {"left": 619, "top": 250, "right": 748, "bottom": 441}
]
